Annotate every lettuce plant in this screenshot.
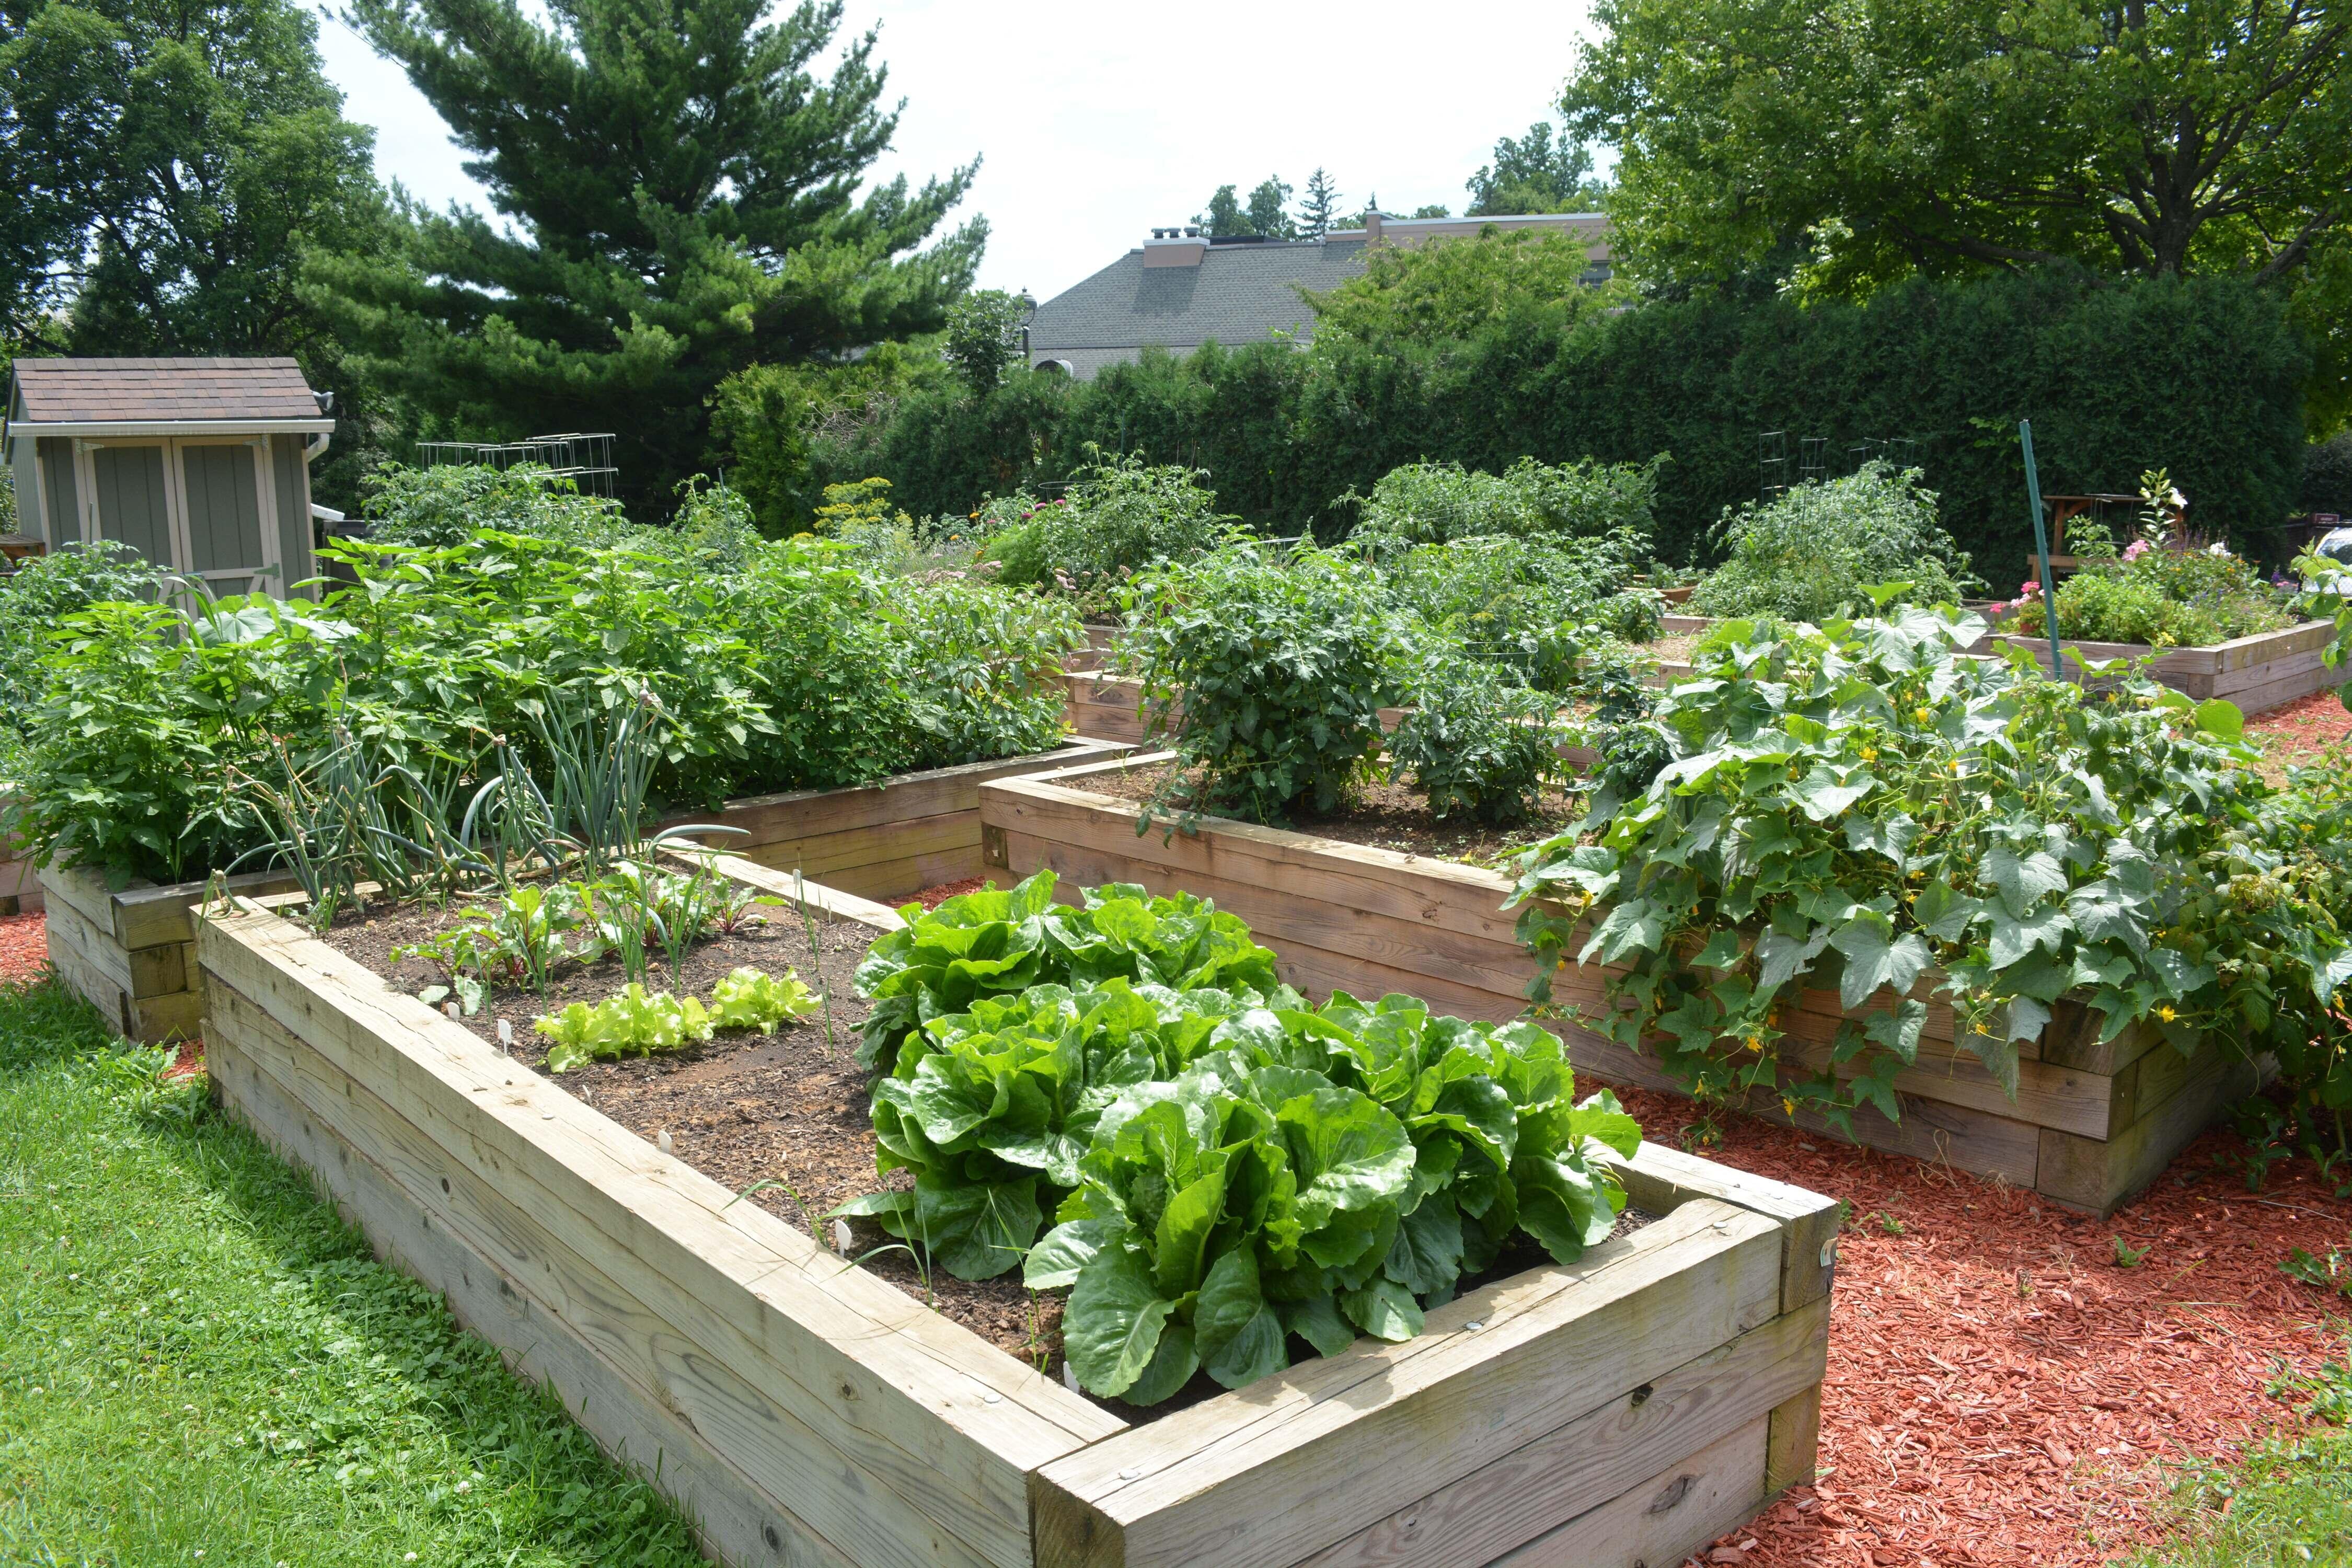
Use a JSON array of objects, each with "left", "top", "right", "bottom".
[
  {"left": 853, "top": 870, "right": 1284, "bottom": 1072},
  {"left": 1018, "top": 996, "right": 1639, "bottom": 1402},
  {"left": 710, "top": 966, "right": 821, "bottom": 1030},
  {"left": 536, "top": 984, "right": 713, "bottom": 1071}
]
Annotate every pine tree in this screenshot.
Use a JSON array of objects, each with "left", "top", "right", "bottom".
[
  {"left": 312, "top": 0, "right": 980, "bottom": 513},
  {"left": 1298, "top": 168, "right": 1340, "bottom": 238}
]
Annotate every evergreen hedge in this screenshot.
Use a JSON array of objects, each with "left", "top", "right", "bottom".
[{"left": 813, "top": 269, "right": 2310, "bottom": 568}]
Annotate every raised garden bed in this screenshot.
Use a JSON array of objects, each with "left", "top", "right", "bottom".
[
  {"left": 979, "top": 753, "right": 2257, "bottom": 1216},
  {"left": 669, "top": 738, "right": 1134, "bottom": 901},
  {"left": 197, "top": 853, "right": 1835, "bottom": 1568},
  {"left": 1978, "top": 620, "right": 2337, "bottom": 715},
  {"left": 40, "top": 741, "right": 1131, "bottom": 1044},
  {"left": 42, "top": 862, "right": 298, "bottom": 1042}
]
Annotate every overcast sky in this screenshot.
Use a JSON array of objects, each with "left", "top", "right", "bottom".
[{"left": 311, "top": 0, "right": 1598, "bottom": 303}]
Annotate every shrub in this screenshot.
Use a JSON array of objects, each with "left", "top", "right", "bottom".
[
  {"left": 359, "top": 463, "right": 630, "bottom": 549},
  {"left": 1691, "top": 462, "right": 1977, "bottom": 621},
  {"left": 1379, "top": 533, "right": 1658, "bottom": 690},
  {"left": 1999, "top": 481, "right": 2298, "bottom": 646},
  {"left": 0, "top": 542, "right": 167, "bottom": 722},
  {"left": 1121, "top": 543, "right": 1408, "bottom": 821},
  {"left": 2304, "top": 433, "right": 2352, "bottom": 516},
  {"left": 1348, "top": 457, "right": 1661, "bottom": 549},
  {"left": 1387, "top": 661, "right": 1567, "bottom": 824},
  {"left": 1035, "top": 453, "right": 1240, "bottom": 610}
]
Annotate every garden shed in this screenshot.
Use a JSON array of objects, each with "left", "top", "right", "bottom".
[{"left": 3, "top": 357, "right": 335, "bottom": 597}]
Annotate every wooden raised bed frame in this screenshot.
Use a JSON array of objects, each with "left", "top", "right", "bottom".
[
  {"left": 195, "top": 854, "right": 1834, "bottom": 1568},
  {"left": 1982, "top": 619, "right": 2336, "bottom": 716},
  {"left": 981, "top": 753, "right": 2257, "bottom": 1217},
  {"left": 42, "top": 739, "right": 1131, "bottom": 1044}
]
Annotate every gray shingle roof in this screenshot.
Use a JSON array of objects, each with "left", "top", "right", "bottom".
[
  {"left": 1029, "top": 238, "right": 1370, "bottom": 358},
  {"left": 9, "top": 357, "right": 323, "bottom": 424}
]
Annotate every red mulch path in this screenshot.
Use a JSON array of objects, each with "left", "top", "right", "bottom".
[
  {"left": 2249, "top": 687, "right": 2352, "bottom": 766},
  {"left": 0, "top": 910, "right": 48, "bottom": 983},
  {"left": 1641, "top": 1085, "right": 2352, "bottom": 1568},
  {"left": 910, "top": 876, "right": 988, "bottom": 910}
]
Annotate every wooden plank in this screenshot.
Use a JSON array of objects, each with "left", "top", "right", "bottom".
[
  {"left": 675, "top": 741, "right": 1135, "bottom": 849},
  {"left": 1288, "top": 1297, "right": 1826, "bottom": 1568},
  {"left": 664, "top": 848, "right": 907, "bottom": 933},
  {"left": 2035, "top": 1047, "right": 2259, "bottom": 1215},
  {"left": 1765, "top": 1386, "right": 1822, "bottom": 1494},
  {"left": 1604, "top": 1141, "right": 1840, "bottom": 1315},
  {"left": 1030, "top": 1200, "right": 1782, "bottom": 1568},
  {"left": 46, "top": 895, "right": 135, "bottom": 997},
  {"left": 2039, "top": 1010, "right": 2165, "bottom": 1077},
  {"left": 206, "top": 1031, "right": 848, "bottom": 1568},
  {"left": 210, "top": 985, "right": 1002, "bottom": 1568},
  {"left": 114, "top": 868, "right": 297, "bottom": 949},
  {"left": 197, "top": 908, "right": 1121, "bottom": 1568},
  {"left": 772, "top": 845, "right": 989, "bottom": 903},
  {"left": 128, "top": 988, "right": 203, "bottom": 1044},
  {"left": 37, "top": 863, "right": 123, "bottom": 936},
  {"left": 129, "top": 938, "right": 187, "bottom": 1000},
  {"left": 987, "top": 779, "right": 1525, "bottom": 947},
  {"left": 1774, "top": 1029, "right": 2119, "bottom": 1139},
  {"left": 1485, "top": 1414, "right": 1770, "bottom": 1568},
  {"left": 740, "top": 810, "right": 977, "bottom": 878},
  {"left": 1743, "top": 1080, "right": 2045, "bottom": 1188}
]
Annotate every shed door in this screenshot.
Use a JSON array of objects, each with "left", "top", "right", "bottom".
[
  {"left": 89, "top": 444, "right": 175, "bottom": 566},
  {"left": 72, "top": 436, "right": 285, "bottom": 599},
  {"left": 176, "top": 441, "right": 273, "bottom": 595}
]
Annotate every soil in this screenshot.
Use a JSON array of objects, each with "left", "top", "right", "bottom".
[
  {"left": 1082, "top": 758, "right": 1583, "bottom": 873},
  {"left": 1645, "top": 631, "right": 1701, "bottom": 667}
]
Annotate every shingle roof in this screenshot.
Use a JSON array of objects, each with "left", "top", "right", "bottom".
[
  {"left": 1028, "top": 239, "right": 1371, "bottom": 357},
  {"left": 9, "top": 357, "right": 324, "bottom": 424}
]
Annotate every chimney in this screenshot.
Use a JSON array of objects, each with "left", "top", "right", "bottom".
[
  {"left": 1143, "top": 224, "right": 1207, "bottom": 268},
  {"left": 1364, "top": 211, "right": 1383, "bottom": 245}
]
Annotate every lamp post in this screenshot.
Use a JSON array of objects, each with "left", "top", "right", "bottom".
[{"left": 1017, "top": 289, "right": 1036, "bottom": 368}]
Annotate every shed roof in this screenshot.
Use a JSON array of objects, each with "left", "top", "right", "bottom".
[{"left": 9, "top": 357, "right": 325, "bottom": 425}]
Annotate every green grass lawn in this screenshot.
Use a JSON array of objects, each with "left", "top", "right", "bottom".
[
  {"left": 0, "top": 975, "right": 706, "bottom": 1568},
  {"left": 2132, "top": 1350, "right": 2352, "bottom": 1567}
]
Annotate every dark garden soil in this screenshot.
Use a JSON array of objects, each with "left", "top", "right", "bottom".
[
  {"left": 1635, "top": 1085, "right": 2352, "bottom": 1568},
  {"left": 1082, "top": 758, "right": 1582, "bottom": 872},
  {"left": 312, "top": 890, "right": 1075, "bottom": 1376}
]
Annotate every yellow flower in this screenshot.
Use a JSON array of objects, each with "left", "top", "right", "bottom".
[
  {"left": 1781, "top": 1097, "right": 1797, "bottom": 1118},
  {"left": 1947, "top": 760, "right": 1961, "bottom": 775},
  {"left": 2158, "top": 1005, "right": 2177, "bottom": 1023},
  {"left": 1859, "top": 746, "right": 1880, "bottom": 763},
  {"left": 1744, "top": 1034, "right": 1763, "bottom": 1052},
  {"left": 1913, "top": 706, "right": 1933, "bottom": 723}
]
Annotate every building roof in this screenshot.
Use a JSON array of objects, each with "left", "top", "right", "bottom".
[
  {"left": 8, "top": 357, "right": 327, "bottom": 425},
  {"left": 1028, "top": 237, "right": 1372, "bottom": 363}
]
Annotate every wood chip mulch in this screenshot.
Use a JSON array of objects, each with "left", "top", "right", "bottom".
[
  {"left": 1627, "top": 1086, "right": 2352, "bottom": 1568},
  {"left": 2249, "top": 687, "right": 2351, "bottom": 781},
  {"left": 912, "top": 876, "right": 988, "bottom": 909},
  {"left": 0, "top": 910, "right": 49, "bottom": 983}
]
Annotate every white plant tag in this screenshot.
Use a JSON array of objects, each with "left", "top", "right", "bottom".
[
  {"left": 832, "top": 1219, "right": 854, "bottom": 1254},
  {"left": 655, "top": 1129, "right": 674, "bottom": 1156},
  {"left": 1062, "top": 1361, "right": 1082, "bottom": 1395}
]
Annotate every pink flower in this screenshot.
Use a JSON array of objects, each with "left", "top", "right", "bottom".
[{"left": 2019, "top": 580, "right": 2040, "bottom": 596}]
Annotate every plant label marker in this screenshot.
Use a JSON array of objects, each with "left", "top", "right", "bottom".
[
  {"left": 2019, "top": 419, "right": 2066, "bottom": 682},
  {"left": 831, "top": 1219, "right": 852, "bottom": 1253}
]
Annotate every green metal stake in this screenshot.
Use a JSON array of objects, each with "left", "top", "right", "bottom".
[{"left": 2018, "top": 420, "right": 2064, "bottom": 681}]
